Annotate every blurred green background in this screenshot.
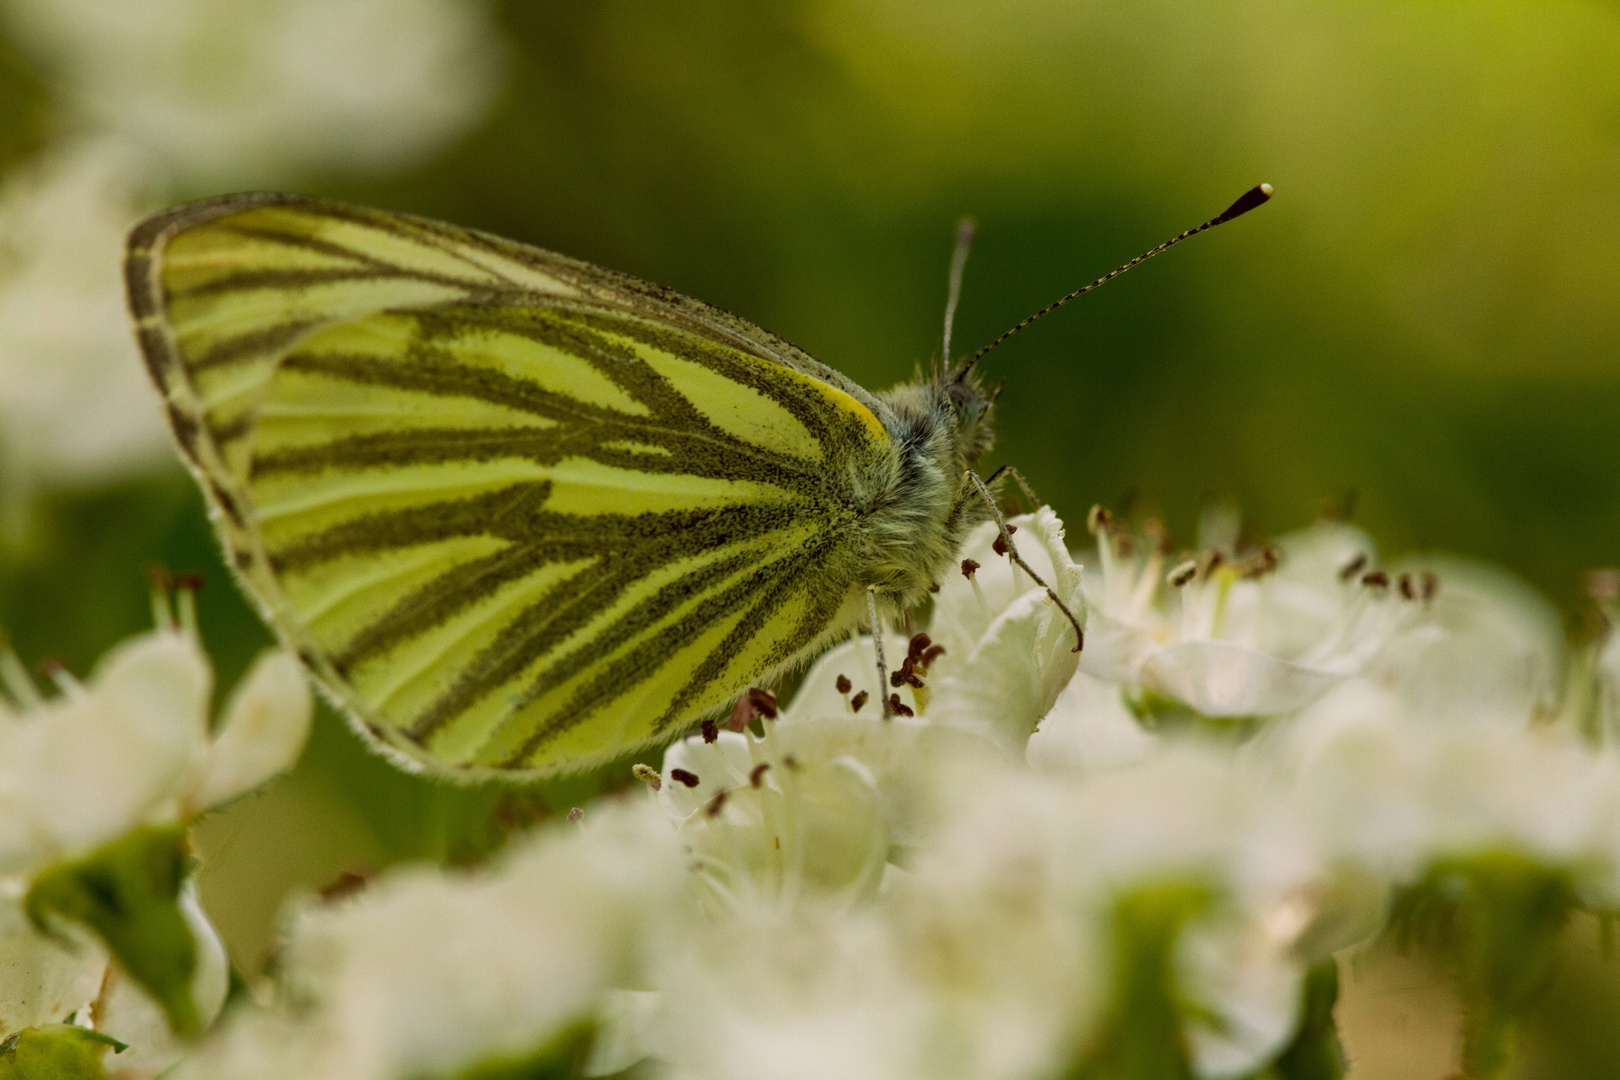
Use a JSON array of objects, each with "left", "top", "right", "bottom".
[{"left": 1, "top": 1, "right": 1618, "bottom": 1075}]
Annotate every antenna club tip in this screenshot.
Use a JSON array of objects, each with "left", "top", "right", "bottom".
[{"left": 1217, "top": 182, "right": 1274, "bottom": 222}]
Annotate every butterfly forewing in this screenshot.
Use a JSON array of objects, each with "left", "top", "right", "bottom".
[{"left": 130, "top": 195, "right": 889, "bottom": 776}]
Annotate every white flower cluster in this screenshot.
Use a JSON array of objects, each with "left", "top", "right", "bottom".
[
  {"left": 0, "top": 587, "right": 310, "bottom": 1079},
  {"left": 0, "top": 0, "right": 504, "bottom": 496},
  {"left": 159, "top": 506, "right": 1620, "bottom": 1080}
]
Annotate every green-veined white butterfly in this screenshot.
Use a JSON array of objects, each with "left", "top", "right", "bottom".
[{"left": 125, "top": 185, "right": 1269, "bottom": 778}]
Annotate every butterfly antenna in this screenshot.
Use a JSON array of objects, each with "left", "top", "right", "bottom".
[
  {"left": 953, "top": 183, "right": 1273, "bottom": 383},
  {"left": 941, "top": 216, "right": 977, "bottom": 367}
]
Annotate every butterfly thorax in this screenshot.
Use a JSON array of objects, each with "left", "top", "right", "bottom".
[{"left": 857, "top": 372, "right": 997, "bottom": 614}]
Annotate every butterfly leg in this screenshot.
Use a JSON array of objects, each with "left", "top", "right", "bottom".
[
  {"left": 865, "top": 585, "right": 893, "bottom": 719},
  {"left": 961, "top": 470, "right": 1085, "bottom": 654},
  {"left": 983, "top": 464, "right": 1044, "bottom": 512}
]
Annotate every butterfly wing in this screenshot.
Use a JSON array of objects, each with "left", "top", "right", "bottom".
[{"left": 128, "top": 194, "right": 892, "bottom": 777}]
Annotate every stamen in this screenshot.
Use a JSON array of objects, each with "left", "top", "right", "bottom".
[
  {"left": 747, "top": 687, "right": 779, "bottom": 720},
  {"left": 669, "top": 768, "right": 701, "bottom": 788},
  {"left": 1361, "top": 571, "right": 1390, "bottom": 590},
  {"left": 632, "top": 764, "right": 662, "bottom": 791},
  {"left": 705, "top": 791, "right": 728, "bottom": 817},
  {"left": 888, "top": 694, "right": 915, "bottom": 718},
  {"left": 991, "top": 523, "right": 1018, "bottom": 557},
  {"left": 1087, "top": 505, "right": 1112, "bottom": 534},
  {"left": 701, "top": 719, "right": 718, "bottom": 744},
  {"left": 567, "top": 807, "right": 585, "bottom": 824},
  {"left": 850, "top": 690, "right": 869, "bottom": 713},
  {"left": 1421, "top": 571, "right": 1439, "bottom": 602},
  {"left": 835, "top": 674, "right": 852, "bottom": 694},
  {"left": 961, "top": 558, "right": 981, "bottom": 579},
  {"left": 0, "top": 637, "right": 42, "bottom": 711},
  {"left": 41, "top": 658, "right": 82, "bottom": 699},
  {"left": 749, "top": 763, "right": 771, "bottom": 787},
  {"left": 1168, "top": 560, "right": 1199, "bottom": 588},
  {"left": 1398, "top": 573, "right": 1415, "bottom": 601},
  {"left": 1337, "top": 553, "right": 1369, "bottom": 583}
]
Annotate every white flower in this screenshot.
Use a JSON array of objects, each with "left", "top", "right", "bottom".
[
  {"left": 928, "top": 507, "right": 1087, "bottom": 750},
  {"left": 0, "top": 139, "right": 169, "bottom": 492},
  {"left": 2, "top": 0, "right": 505, "bottom": 189},
  {"left": 1077, "top": 512, "right": 1429, "bottom": 724},
  {"left": 1290, "top": 703, "right": 1620, "bottom": 897},
  {"left": 656, "top": 906, "right": 927, "bottom": 1080},
  {"left": 176, "top": 800, "right": 684, "bottom": 1080},
  {"left": 0, "top": 592, "right": 308, "bottom": 1068},
  {"left": 910, "top": 744, "right": 1353, "bottom": 1080},
  {"left": 0, "top": 596, "right": 313, "bottom": 875},
  {"left": 0, "top": 898, "right": 107, "bottom": 1040}
]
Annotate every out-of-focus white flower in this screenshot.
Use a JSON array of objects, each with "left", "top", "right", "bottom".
[
  {"left": 0, "top": 138, "right": 169, "bottom": 492},
  {"left": 3, "top": 0, "right": 504, "bottom": 189},
  {"left": 0, "top": 595, "right": 313, "bottom": 876},
  {"left": 1290, "top": 706, "right": 1620, "bottom": 899},
  {"left": 657, "top": 906, "right": 927, "bottom": 1080},
  {"left": 175, "top": 800, "right": 684, "bottom": 1080},
  {"left": 0, "top": 593, "right": 308, "bottom": 1068},
  {"left": 1078, "top": 511, "right": 1430, "bottom": 725},
  {"left": 909, "top": 745, "right": 1340, "bottom": 1080},
  {"left": 0, "top": 897, "right": 107, "bottom": 1039}
]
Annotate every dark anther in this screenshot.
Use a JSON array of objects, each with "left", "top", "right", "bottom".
[
  {"left": 908, "top": 632, "right": 932, "bottom": 659},
  {"left": 1087, "top": 505, "right": 1112, "bottom": 534},
  {"left": 747, "top": 687, "right": 779, "bottom": 719},
  {"left": 670, "top": 768, "right": 701, "bottom": 788},
  {"left": 890, "top": 669, "right": 906, "bottom": 688},
  {"left": 1398, "top": 573, "right": 1415, "bottom": 601},
  {"left": 922, "top": 644, "right": 947, "bottom": 666},
  {"left": 567, "top": 807, "right": 585, "bottom": 823},
  {"left": 701, "top": 719, "right": 718, "bottom": 744},
  {"left": 172, "top": 571, "right": 206, "bottom": 591},
  {"left": 749, "top": 763, "right": 771, "bottom": 787},
  {"left": 888, "top": 694, "right": 915, "bottom": 718},
  {"left": 1168, "top": 560, "right": 1198, "bottom": 588},
  {"left": 317, "top": 869, "right": 372, "bottom": 903},
  {"left": 1338, "top": 553, "right": 1368, "bottom": 582},
  {"left": 850, "top": 689, "right": 869, "bottom": 713},
  {"left": 928, "top": 582, "right": 941, "bottom": 593},
  {"left": 783, "top": 754, "right": 800, "bottom": 770},
  {"left": 962, "top": 558, "right": 982, "bottom": 579},
  {"left": 1421, "top": 571, "right": 1439, "bottom": 601},
  {"left": 1144, "top": 518, "right": 1171, "bottom": 554},
  {"left": 835, "top": 674, "right": 852, "bottom": 695},
  {"left": 1242, "top": 547, "right": 1280, "bottom": 579},
  {"left": 705, "top": 791, "right": 727, "bottom": 817},
  {"left": 1362, "top": 571, "right": 1390, "bottom": 589},
  {"left": 992, "top": 523, "right": 1019, "bottom": 557}
]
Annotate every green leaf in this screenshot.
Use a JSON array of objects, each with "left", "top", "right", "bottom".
[
  {"left": 414, "top": 1021, "right": 596, "bottom": 1080},
  {"left": 25, "top": 824, "right": 200, "bottom": 1037},
  {"left": 0, "top": 1024, "right": 125, "bottom": 1080},
  {"left": 1266, "top": 960, "right": 1346, "bottom": 1080},
  {"left": 1389, "top": 851, "right": 1578, "bottom": 1080},
  {"left": 1069, "top": 883, "right": 1212, "bottom": 1080}
]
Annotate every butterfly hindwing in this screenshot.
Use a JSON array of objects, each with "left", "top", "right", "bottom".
[{"left": 128, "top": 194, "right": 892, "bottom": 776}]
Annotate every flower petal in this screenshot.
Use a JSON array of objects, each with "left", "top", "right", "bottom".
[{"left": 189, "top": 649, "right": 312, "bottom": 812}]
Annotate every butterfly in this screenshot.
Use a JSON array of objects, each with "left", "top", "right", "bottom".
[{"left": 126, "top": 187, "right": 1266, "bottom": 778}]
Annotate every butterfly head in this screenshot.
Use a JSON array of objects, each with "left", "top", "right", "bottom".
[{"left": 941, "top": 365, "right": 998, "bottom": 469}]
